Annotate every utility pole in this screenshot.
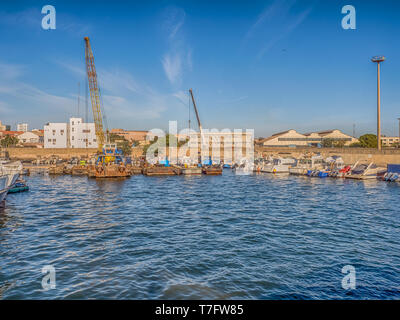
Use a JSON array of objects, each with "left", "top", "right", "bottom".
[{"left": 371, "top": 56, "right": 385, "bottom": 151}]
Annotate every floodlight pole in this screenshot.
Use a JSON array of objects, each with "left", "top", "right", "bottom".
[{"left": 371, "top": 56, "right": 385, "bottom": 151}]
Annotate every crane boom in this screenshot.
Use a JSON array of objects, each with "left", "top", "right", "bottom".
[
  {"left": 84, "top": 37, "right": 105, "bottom": 151},
  {"left": 189, "top": 88, "right": 202, "bottom": 134}
]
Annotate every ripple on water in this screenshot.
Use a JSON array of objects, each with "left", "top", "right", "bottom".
[{"left": 0, "top": 172, "right": 399, "bottom": 299}]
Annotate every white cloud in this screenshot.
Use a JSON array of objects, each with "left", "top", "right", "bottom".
[
  {"left": 161, "top": 6, "right": 192, "bottom": 85},
  {"left": 162, "top": 53, "right": 182, "bottom": 85},
  {"left": 0, "top": 63, "right": 26, "bottom": 80},
  {"left": 173, "top": 90, "right": 189, "bottom": 106},
  {"left": 244, "top": 0, "right": 313, "bottom": 58}
]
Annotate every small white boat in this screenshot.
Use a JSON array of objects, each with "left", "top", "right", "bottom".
[
  {"left": 346, "top": 162, "right": 387, "bottom": 180},
  {"left": 289, "top": 155, "right": 326, "bottom": 175},
  {"left": 262, "top": 157, "right": 296, "bottom": 173},
  {"left": 233, "top": 159, "right": 254, "bottom": 175}
]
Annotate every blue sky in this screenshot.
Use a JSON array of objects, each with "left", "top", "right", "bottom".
[{"left": 0, "top": 0, "right": 400, "bottom": 137}]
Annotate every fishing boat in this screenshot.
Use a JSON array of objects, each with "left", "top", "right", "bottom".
[
  {"left": 262, "top": 157, "right": 296, "bottom": 173},
  {"left": 346, "top": 162, "right": 386, "bottom": 180},
  {"left": 8, "top": 180, "right": 29, "bottom": 193},
  {"left": 289, "top": 155, "right": 325, "bottom": 175}
]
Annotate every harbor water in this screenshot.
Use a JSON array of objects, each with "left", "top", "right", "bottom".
[{"left": 0, "top": 171, "right": 399, "bottom": 299}]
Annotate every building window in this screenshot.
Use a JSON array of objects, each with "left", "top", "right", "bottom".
[
  {"left": 72, "top": 127, "right": 74, "bottom": 132},
  {"left": 72, "top": 136, "right": 74, "bottom": 140},
  {"left": 52, "top": 130, "right": 56, "bottom": 135},
  {"left": 48, "top": 139, "right": 51, "bottom": 142},
  {"left": 72, "top": 121, "right": 74, "bottom": 125},
  {"left": 60, "top": 130, "right": 64, "bottom": 135}
]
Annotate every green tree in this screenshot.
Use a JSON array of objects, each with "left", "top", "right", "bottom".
[
  {"left": 108, "top": 133, "right": 132, "bottom": 155},
  {"left": 359, "top": 134, "right": 377, "bottom": 148},
  {"left": 0, "top": 135, "right": 19, "bottom": 147}
]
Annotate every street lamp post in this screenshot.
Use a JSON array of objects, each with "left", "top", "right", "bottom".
[{"left": 371, "top": 56, "right": 385, "bottom": 151}]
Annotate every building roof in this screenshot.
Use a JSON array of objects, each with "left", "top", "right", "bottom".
[
  {"left": 260, "top": 130, "right": 301, "bottom": 143},
  {"left": 0, "top": 130, "right": 24, "bottom": 136}
]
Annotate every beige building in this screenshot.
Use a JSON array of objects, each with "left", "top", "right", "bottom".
[
  {"left": 381, "top": 136, "right": 400, "bottom": 147},
  {"left": 17, "top": 131, "right": 40, "bottom": 144},
  {"left": 0, "top": 121, "right": 10, "bottom": 131},
  {"left": 262, "top": 129, "right": 358, "bottom": 147},
  {"left": 110, "top": 129, "right": 155, "bottom": 145}
]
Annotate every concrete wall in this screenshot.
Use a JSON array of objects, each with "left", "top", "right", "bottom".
[
  {"left": 5, "top": 148, "right": 98, "bottom": 160},
  {"left": 256, "top": 146, "right": 400, "bottom": 166}
]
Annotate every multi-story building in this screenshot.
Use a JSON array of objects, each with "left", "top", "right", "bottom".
[
  {"left": 17, "top": 123, "right": 28, "bottom": 132},
  {"left": 44, "top": 123, "right": 68, "bottom": 148},
  {"left": 44, "top": 118, "right": 97, "bottom": 149},
  {"left": 0, "top": 120, "right": 10, "bottom": 131},
  {"left": 69, "top": 117, "right": 97, "bottom": 148},
  {"left": 381, "top": 136, "right": 400, "bottom": 147}
]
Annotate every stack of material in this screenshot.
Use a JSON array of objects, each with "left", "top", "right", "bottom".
[
  {"left": 71, "top": 165, "right": 88, "bottom": 176},
  {"left": 49, "top": 165, "right": 64, "bottom": 175}
]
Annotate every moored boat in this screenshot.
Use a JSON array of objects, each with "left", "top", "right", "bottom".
[
  {"left": 289, "top": 155, "right": 325, "bottom": 175},
  {"left": 262, "top": 157, "right": 296, "bottom": 173},
  {"left": 346, "top": 162, "right": 386, "bottom": 180},
  {"left": 8, "top": 180, "right": 29, "bottom": 193}
]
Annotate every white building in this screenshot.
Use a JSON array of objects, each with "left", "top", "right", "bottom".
[
  {"left": 44, "top": 123, "right": 68, "bottom": 148},
  {"left": 44, "top": 118, "right": 97, "bottom": 149},
  {"left": 17, "top": 131, "right": 40, "bottom": 144},
  {"left": 69, "top": 117, "right": 98, "bottom": 148},
  {"left": 17, "top": 123, "right": 28, "bottom": 132}
]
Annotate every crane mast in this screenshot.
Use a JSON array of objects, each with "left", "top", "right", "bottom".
[
  {"left": 189, "top": 88, "right": 202, "bottom": 135},
  {"left": 84, "top": 37, "right": 105, "bottom": 151}
]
